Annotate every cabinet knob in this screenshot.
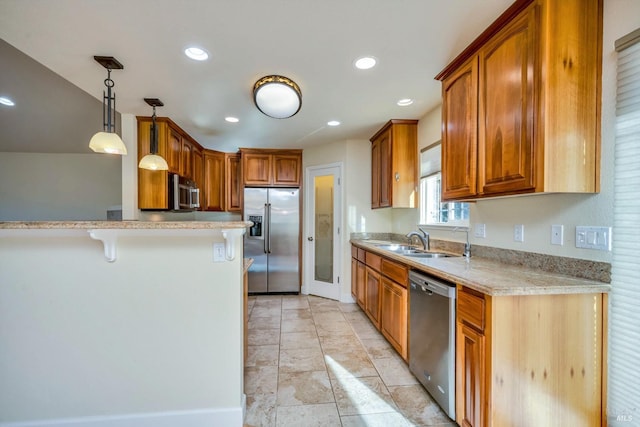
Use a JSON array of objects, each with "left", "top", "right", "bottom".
[
  {"left": 395, "top": 172, "right": 400, "bottom": 181},
  {"left": 307, "top": 236, "right": 314, "bottom": 241}
]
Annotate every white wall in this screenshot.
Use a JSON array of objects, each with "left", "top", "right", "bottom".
[
  {"left": 0, "top": 152, "right": 121, "bottom": 221},
  {"left": 0, "top": 230, "right": 244, "bottom": 426},
  {"left": 303, "top": 138, "right": 392, "bottom": 300}
]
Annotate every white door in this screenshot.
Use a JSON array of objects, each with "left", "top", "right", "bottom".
[{"left": 304, "top": 163, "right": 342, "bottom": 300}]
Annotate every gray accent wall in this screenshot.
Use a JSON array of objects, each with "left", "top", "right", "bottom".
[{"left": 0, "top": 152, "right": 121, "bottom": 220}]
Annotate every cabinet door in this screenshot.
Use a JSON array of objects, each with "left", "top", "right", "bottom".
[
  {"left": 192, "top": 148, "right": 204, "bottom": 208},
  {"left": 243, "top": 153, "right": 272, "bottom": 186},
  {"left": 180, "top": 139, "right": 193, "bottom": 179},
  {"left": 351, "top": 257, "right": 358, "bottom": 300},
  {"left": 356, "top": 261, "right": 366, "bottom": 309},
  {"left": 456, "top": 323, "right": 485, "bottom": 427},
  {"left": 478, "top": 6, "right": 537, "bottom": 196},
  {"left": 380, "top": 277, "right": 408, "bottom": 360},
  {"left": 272, "top": 153, "right": 301, "bottom": 186},
  {"left": 378, "top": 129, "right": 392, "bottom": 207},
  {"left": 203, "top": 151, "right": 225, "bottom": 211},
  {"left": 365, "top": 266, "right": 381, "bottom": 329},
  {"left": 225, "top": 153, "right": 242, "bottom": 212},
  {"left": 442, "top": 57, "right": 478, "bottom": 200},
  {"left": 137, "top": 119, "right": 168, "bottom": 209},
  {"left": 167, "top": 128, "right": 181, "bottom": 174},
  {"left": 371, "top": 139, "right": 381, "bottom": 208}
]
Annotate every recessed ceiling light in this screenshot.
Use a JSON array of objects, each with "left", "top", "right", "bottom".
[
  {"left": 397, "top": 98, "right": 414, "bottom": 106},
  {"left": 327, "top": 120, "right": 341, "bottom": 126},
  {"left": 0, "top": 96, "right": 15, "bottom": 106},
  {"left": 184, "top": 47, "right": 209, "bottom": 61},
  {"left": 225, "top": 116, "right": 239, "bottom": 123},
  {"left": 354, "top": 56, "right": 377, "bottom": 70}
]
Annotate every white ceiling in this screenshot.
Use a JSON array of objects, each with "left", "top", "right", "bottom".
[{"left": 0, "top": 0, "right": 513, "bottom": 154}]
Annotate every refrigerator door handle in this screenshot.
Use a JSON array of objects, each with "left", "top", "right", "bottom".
[
  {"left": 267, "top": 203, "right": 272, "bottom": 253},
  {"left": 263, "top": 203, "right": 269, "bottom": 254}
]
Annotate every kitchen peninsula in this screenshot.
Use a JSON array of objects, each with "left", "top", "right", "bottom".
[{"left": 0, "top": 221, "right": 250, "bottom": 427}]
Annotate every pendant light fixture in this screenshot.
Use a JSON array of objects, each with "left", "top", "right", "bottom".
[
  {"left": 138, "top": 98, "right": 169, "bottom": 171},
  {"left": 253, "top": 75, "right": 302, "bottom": 119},
  {"left": 89, "top": 56, "right": 127, "bottom": 155}
]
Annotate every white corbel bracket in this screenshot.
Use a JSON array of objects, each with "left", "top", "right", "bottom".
[
  {"left": 89, "top": 229, "right": 118, "bottom": 263},
  {"left": 221, "top": 228, "right": 246, "bottom": 261}
]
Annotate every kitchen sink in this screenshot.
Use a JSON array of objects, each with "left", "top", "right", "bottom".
[
  {"left": 374, "top": 244, "right": 457, "bottom": 258},
  {"left": 374, "top": 244, "right": 415, "bottom": 253},
  {"left": 403, "top": 252, "right": 454, "bottom": 258}
]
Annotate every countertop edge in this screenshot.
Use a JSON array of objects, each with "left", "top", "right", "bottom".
[
  {"left": 0, "top": 221, "right": 252, "bottom": 230},
  {"left": 351, "top": 240, "right": 611, "bottom": 296}
]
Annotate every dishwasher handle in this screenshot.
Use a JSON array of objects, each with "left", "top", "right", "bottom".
[{"left": 409, "top": 271, "right": 456, "bottom": 299}]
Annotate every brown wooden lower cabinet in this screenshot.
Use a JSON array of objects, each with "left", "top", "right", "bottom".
[
  {"left": 380, "top": 277, "right": 408, "bottom": 360},
  {"left": 351, "top": 244, "right": 408, "bottom": 359},
  {"left": 364, "top": 266, "right": 381, "bottom": 329},
  {"left": 456, "top": 285, "right": 606, "bottom": 426}
]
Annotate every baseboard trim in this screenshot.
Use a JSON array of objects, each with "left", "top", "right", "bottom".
[{"left": 0, "top": 407, "right": 244, "bottom": 427}]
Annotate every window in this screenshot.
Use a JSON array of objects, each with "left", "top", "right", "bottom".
[{"left": 418, "top": 143, "right": 469, "bottom": 227}]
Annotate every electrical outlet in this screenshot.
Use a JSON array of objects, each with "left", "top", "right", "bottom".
[
  {"left": 514, "top": 224, "right": 524, "bottom": 242},
  {"left": 474, "top": 223, "right": 486, "bottom": 238},
  {"left": 213, "top": 243, "right": 225, "bottom": 262},
  {"left": 551, "top": 224, "right": 564, "bottom": 245}
]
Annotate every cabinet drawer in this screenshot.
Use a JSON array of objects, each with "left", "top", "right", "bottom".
[
  {"left": 357, "top": 248, "right": 366, "bottom": 262},
  {"left": 381, "top": 258, "right": 408, "bottom": 287},
  {"left": 458, "top": 287, "right": 485, "bottom": 332},
  {"left": 351, "top": 246, "right": 358, "bottom": 258},
  {"left": 365, "top": 252, "right": 382, "bottom": 271}
]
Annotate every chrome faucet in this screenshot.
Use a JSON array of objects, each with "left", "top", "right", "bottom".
[
  {"left": 453, "top": 227, "right": 471, "bottom": 258},
  {"left": 406, "top": 229, "right": 429, "bottom": 251}
]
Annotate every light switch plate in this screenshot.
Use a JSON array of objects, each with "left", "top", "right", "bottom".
[
  {"left": 575, "top": 226, "right": 612, "bottom": 251},
  {"left": 474, "top": 223, "right": 486, "bottom": 238},
  {"left": 551, "top": 224, "right": 564, "bottom": 245},
  {"left": 213, "top": 243, "right": 225, "bottom": 262},
  {"left": 514, "top": 224, "right": 524, "bottom": 242}
]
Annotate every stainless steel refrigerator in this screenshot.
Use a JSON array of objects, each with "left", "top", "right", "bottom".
[{"left": 243, "top": 188, "right": 300, "bottom": 293}]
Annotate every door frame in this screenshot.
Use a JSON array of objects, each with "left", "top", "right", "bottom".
[{"left": 302, "top": 162, "right": 343, "bottom": 301}]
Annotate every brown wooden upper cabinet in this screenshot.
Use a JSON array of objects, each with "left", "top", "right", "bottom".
[
  {"left": 370, "top": 120, "right": 418, "bottom": 209},
  {"left": 225, "top": 153, "right": 242, "bottom": 212},
  {"left": 436, "top": 0, "right": 602, "bottom": 201},
  {"left": 202, "top": 150, "right": 226, "bottom": 211},
  {"left": 240, "top": 148, "right": 302, "bottom": 187}
]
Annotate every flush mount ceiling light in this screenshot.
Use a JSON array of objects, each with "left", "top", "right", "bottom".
[
  {"left": 327, "top": 120, "right": 341, "bottom": 126},
  {"left": 89, "top": 56, "right": 127, "bottom": 155},
  {"left": 138, "top": 98, "right": 169, "bottom": 171},
  {"left": 253, "top": 75, "right": 302, "bottom": 119},
  {"left": 225, "top": 116, "right": 239, "bottom": 123},
  {"left": 184, "top": 47, "right": 209, "bottom": 61},
  {"left": 354, "top": 56, "right": 377, "bottom": 70},
  {"left": 397, "top": 98, "right": 414, "bottom": 106},
  {"left": 0, "top": 96, "right": 15, "bottom": 106}
]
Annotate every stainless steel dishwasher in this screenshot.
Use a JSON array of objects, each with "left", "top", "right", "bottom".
[{"left": 409, "top": 270, "right": 456, "bottom": 420}]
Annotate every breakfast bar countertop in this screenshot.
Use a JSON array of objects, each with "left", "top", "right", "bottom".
[
  {"left": 0, "top": 220, "right": 252, "bottom": 230},
  {"left": 351, "top": 239, "right": 611, "bottom": 296}
]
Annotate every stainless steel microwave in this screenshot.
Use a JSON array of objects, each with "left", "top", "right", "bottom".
[{"left": 170, "top": 173, "right": 200, "bottom": 211}]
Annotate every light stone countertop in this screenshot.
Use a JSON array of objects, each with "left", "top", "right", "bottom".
[
  {"left": 351, "top": 240, "right": 611, "bottom": 296},
  {"left": 0, "top": 220, "right": 252, "bottom": 230}
]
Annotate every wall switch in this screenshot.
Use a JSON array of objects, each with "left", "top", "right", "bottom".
[
  {"left": 213, "top": 243, "right": 225, "bottom": 262},
  {"left": 514, "top": 224, "right": 524, "bottom": 242},
  {"left": 575, "top": 226, "right": 612, "bottom": 251},
  {"left": 551, "top": 224, "right": 564, "bottom": 245},
  {"left": 474, "top": 223, "right": 486, "bottom": 238}
]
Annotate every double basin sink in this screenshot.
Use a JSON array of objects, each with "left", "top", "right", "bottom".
[{"left": 373, "top": 244, "right": 456, "bottom": 259}]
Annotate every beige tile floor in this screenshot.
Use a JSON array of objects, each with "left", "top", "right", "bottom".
[{"left": 244, "top": 294, "right": 456, "bottom": 427}]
